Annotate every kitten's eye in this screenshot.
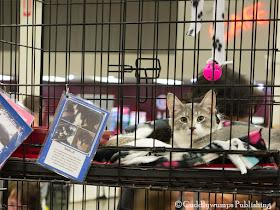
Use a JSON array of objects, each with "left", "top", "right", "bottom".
[
  {"left": 180, "top": 117, "right": 188, "bottom": 123},
  {"left": 197, "top": 116, "right": 205, "bottom": 122}
]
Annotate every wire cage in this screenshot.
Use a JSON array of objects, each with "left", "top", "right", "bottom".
[{"left": 0, "top": 0, "right": 280, "bottom": 209}]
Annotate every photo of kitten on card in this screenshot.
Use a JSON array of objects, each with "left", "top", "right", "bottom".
[
  {"left": 0, "top": 104, "right": 20, "bottom": 149},
  {"left": 51, "top": 98, "right": 102, "bottom": 153},
  {"left": 70, "top": 128, "right": 95, "bottom": 153},
  {"left": 61, "top": 100, "right": 102, "bottom": 132},
  {"left": 52, "top": 121, "right": 95, "bottom": 153},
  {"left": 51, "top": 120, "right": 77, "bottom": 145}
]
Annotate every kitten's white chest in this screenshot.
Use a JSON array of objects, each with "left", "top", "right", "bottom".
[
  {"left": 172, "top": 125, "right": 219, "bottom": 148},
  {"left": 172, "top": 130, "right": 192, "bottom": 148},
  {"left": 73, "top": 112, "right": 82, "bottom": 125}
]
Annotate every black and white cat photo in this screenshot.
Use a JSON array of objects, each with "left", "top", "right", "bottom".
[
  {"left": 71, "top": 128, "right": 95, "bottom": 153},
  {"left": 0, "top": 106, "right": 19, "bottom": 150},
  {"left": 62, "top": 100, "right": 101, "bottom": 132},
  {"left": 52, "top": 121, "right": 77, "bottom": 145}
]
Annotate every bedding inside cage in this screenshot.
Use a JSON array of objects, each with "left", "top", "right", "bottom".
[
  {"left": 8, "top": 123, "right": 279, "bottom": 174},
  {"left": 94, "top": 126, "right": 279, "bottom": 174}
]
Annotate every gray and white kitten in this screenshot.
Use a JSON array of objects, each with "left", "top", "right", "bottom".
[
  {"left": 104, "top": 90, "right": 220, "bottom": 148},
  {"left": 166, "top": 90, "right": 219, "bottom": 148}
]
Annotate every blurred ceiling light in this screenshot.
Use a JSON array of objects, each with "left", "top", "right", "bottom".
[
  {"left": 43, "top": 76, "right": 66, "bottom": 82},
  {"left": 0, "top": 75, "right": 12, "bottom": 81},
  {"left": 94, "top": 76, "right": 120, "bottom": 83},
  {"left": 154, "top": 79, "right": 182, "bottom": 85},
  {"left": 190, "top": 78, "right": 197, "bottom": 83},
  {"left": 257, "top": 83, "right": 265, "bottom": 90},
  {"left": 68, "top": 75, "right": 75, "bottom": 80}
]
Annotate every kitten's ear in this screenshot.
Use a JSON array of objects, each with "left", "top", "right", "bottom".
[
  {"left": 167, "top": 93, "right": 183, "bottom": 117},
  {"left": 200, "top": 90, "right": 216, "bottom": 113}
]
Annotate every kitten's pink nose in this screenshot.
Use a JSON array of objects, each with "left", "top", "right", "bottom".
[{"left": 189, "top": 127, "right": 196, "bottom": 132}]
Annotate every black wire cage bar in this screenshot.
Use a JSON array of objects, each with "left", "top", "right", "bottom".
[{"left": 0, "top": 0, "right": 280, "bottom": 209}]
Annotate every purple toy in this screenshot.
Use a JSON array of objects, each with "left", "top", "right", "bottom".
[{"left": 203, "top": 62, "right": 222, "bottom": 81}]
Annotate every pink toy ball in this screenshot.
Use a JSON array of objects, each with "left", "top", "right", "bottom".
[{"left": 203, "top": 62, "right": 222, "bottom": 81}]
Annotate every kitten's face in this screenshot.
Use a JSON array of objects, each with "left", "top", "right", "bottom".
[
  {"left": 56, "top": 126, "right": 66, "bottom": 138},
  {"left": 167, "top": 90, "right": 218, "bottom": 148},
  {"left": 77, "top": 139, "right": 90, "bottom": 152}
]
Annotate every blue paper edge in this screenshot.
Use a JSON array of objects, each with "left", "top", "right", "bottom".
[
  {"left": 0, "top": 94, "right": 33, "bottom": 165},
  {"left": 37, "top": 93, "right": 110, "bottom": 182}
]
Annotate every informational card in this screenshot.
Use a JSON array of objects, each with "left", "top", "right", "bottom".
[
  {"left": 0, "top": 94, "right": 33, "bottom": 169},
  {"left": 37, "top": 93, "right": 110, "bottom": 182},
  {"left": 0, "top": 89, "right": 35, "bottom": 126}
]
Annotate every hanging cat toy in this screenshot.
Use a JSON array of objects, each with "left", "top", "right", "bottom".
[{"left": 187, "top": 0, "right": 233, "bottom": 81}]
